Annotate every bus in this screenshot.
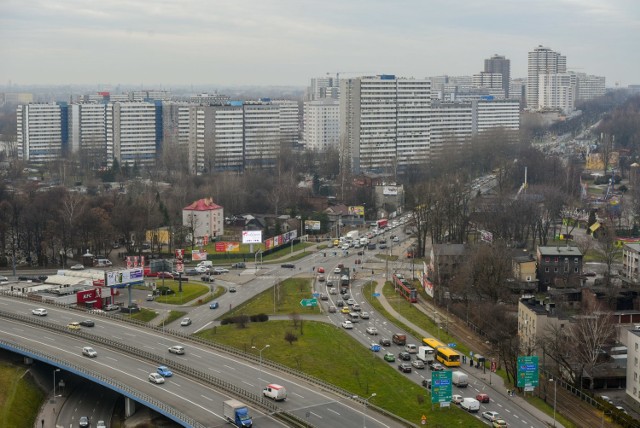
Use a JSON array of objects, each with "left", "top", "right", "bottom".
[
  {"left": 392, "top": 273, "right": 418, "bottom": 303},
  {"left": 435, "top": 347, "right": 461, "bottom": 367},
  {"left": 422, "top": 337, "right": 446, "bottom": 350}
]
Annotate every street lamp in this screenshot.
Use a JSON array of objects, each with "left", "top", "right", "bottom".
[
  {"left": 363, "top": 392, "right": 376, "bottom": 427},
  {"left": 549, "top": 377, "right": 557, "bottom": 427},
  {"left": 52, "top": 368, "right": 61, "bottom": 401},
  {"left": 252, "top": 344, "right": 270, "bottom": 375}
]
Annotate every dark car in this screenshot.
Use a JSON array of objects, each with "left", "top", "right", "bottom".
[
  {"left": 398, "top": 362, "right": 412, "bottom": 373},
  {"left": 232, "top": 262, "right": 246, "bottom": 269},
  {"left": 201, "top": 274, "right": 215, "bottom": 282},
  {"left": 209, "top": 301, "right": 219, "bottom": 309},
  {"left": 281, "top": 263, "right": 295, "bottom": 268},
  {"left": 336, "top": 300, "right": 345, "bottom": 307},
  {"left": 229, "top": 286, "right": 237, "bottom": 293},
  {"left": 79, "top": 416, "right": 90, "bottom": 427},
  {"left": 79, "top": 320, "right": 95, "bottom": 327},
  {"left": 398, "top": 352, "right": 411, "bottom": 361},
  {"left": 342, "top": 294, "right": 351, "bottom": 300},
  {"left": 379, "top": 338, "right": 391, "bottom": 346}
]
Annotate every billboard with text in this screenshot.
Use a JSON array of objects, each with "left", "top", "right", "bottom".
[
  {"left": 214, "top": 242, "right": 240, "bottom": 253},
  {"left": 242, "top": 230, "right": 262, "bottom": 244},
  {"left": 305, "top": 220, "right": 321, "bottom": 231},
  {"left": 348, "top": 206, "right": 365, "bottom": 216},
  {"left": 105, "top": 268, "right": 144, "bottom": 288}
]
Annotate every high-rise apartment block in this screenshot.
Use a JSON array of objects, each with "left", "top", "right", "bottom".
[
  {"left": 303, "top": 99, "right": 340, "bottom": 151},
  {"left": 69, "top": 103, "right": 107, "bottom": 166},
  {"left": 106, "top": 102, "right": 157, "bottom": 167},
  {"left": 16, "top": 103, "right": 68, "bottom": 162},
  {"left": 538, "top": 73, "right": 576, "bottom": 114},
  {"left": 574, "top": 73, "right": 606, "bottom": 101},
  {"left": 484, "top": 54, "right": 511, "bottom": 97},
  {"left": 527, "top": 45, "right": 567, "bottom": 110},
  {"left": 308, "top": 76, "right": 340, "bottom": 100}
]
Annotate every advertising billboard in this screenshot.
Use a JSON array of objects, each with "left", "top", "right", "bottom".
[
  {"left": 191, "top": 249, "right": 208, "bottom": 260},
  {"left": 348, "top": 206, "right": 365, "bottom": 216},
  {"left": 265, "top": 238, "right": 274, "bottom": 250},
  {"left": 214, "top": 242, "right": 240, "bottom": 253},
  {"left": 105, "top": 268, "right": 144, "bottom": 288},
  {"left": 305, "top": 220, "right": 321, "bottom": 231},
  {"left": 383, "top": 186, "right": 398, "bottom": 196},
  {"left": 241, "top": 230, "right": 262, "bottom": 244}
]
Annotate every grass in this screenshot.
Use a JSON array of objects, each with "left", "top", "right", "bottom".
[
  {"left": 223, "top": 278, "right": 319, "bottom": 317},
  {"left": 164, "top": 310, "right": 188, "bottom": 325},
  {"left": 195, "top": 320, "right": 484, "bottom": 427},
  {"left": 523, "top": 395, "right": 577, "bottom": 428},
  {"left": 154, "top": 282, "right": 209, "bottom": 304},
  {"left": 127, "top": 308, "right": 159, "bottom": 322},
  {"left": 0, "top": 362, "right": 45, "bottom": 428}
]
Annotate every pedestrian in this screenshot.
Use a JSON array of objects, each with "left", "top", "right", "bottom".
[{"left": 506, "top": 389, "right": 510, "bottom": 396}]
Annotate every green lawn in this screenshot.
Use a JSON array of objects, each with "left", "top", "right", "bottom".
[
  {"left": 223, "top": 278, "right": 319, "bottom": 317},
  {"left": 154, "top": 282, "right": 210, "bottom": 304},
  {"left": 0, "top": 363, "right": 45, "bottom": 428},
  {"left": 127, "top": 308, "right": 159, "bottom": 322},
  {"left": 164, "top": 310, "right": 188, "bottom": 325},
  {"left": 196, "top": 321, "right": 484, "bottom": 427}
]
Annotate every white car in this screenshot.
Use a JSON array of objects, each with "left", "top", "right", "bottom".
[
  {"left": 342, "top": 320, "right": 353, "bottom": 329},
  {"left": 82, "top": 346, "right": 97, "bottom": 358},
  {"left": 148, "top": 373, "right": 165, "bottom": 384},
  {"left": 194, "top": 265, "right": 208, "bottom": 273},
  {"left": 180, "top": 317, "right": 192, "bottom": 326},
  {"left": 334, "top": 267, "right": 342, "bottom": 274},
  {"left": 32, "top": 308, "right": 47, "bottom": 316},
  {"left": 482, "top": 411, "right": 500, "bottom": 422},
  {"left": 0, "top": 275, "right": 8, "bottom": 282},
  {"left": 360, "top": 311, "right": 370, "bottom": 319},
  {"left": 347, "top": 298, "right": 356, "bottom": 306},
  {"left": 212, "top": 267, "right": 229, "bottom": 275},
  {"left": 451, "top": 394, "right": 464, "bottom": 404},
  {"left": 70, "top": 264, "right": 85, "bottom": 270},
  {"left": 96, "top": 421, "right": 107, "bottom": 428},
  {"left": 366, "top": 326, "right": 378, "bottom": 335},
  {"left": 168, "top": 345, "right": 185, "bottom": 355}
]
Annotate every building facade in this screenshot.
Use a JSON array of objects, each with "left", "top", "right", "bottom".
[
  {"left": 527, "top": 45, "right": 567, "bottom": 110},
  {"left": 16, "top": 103, "right": 68, "bottom": 162},
  {"left": 106, "top": 102, "right": 157, "bottom": 167},
  {"left": 536, "top": 246, "right": 583, "bottom": 291},
  {"left": 484, "top": 54, "right": 511, "bottom": 97},
  {"left": 182, "top": 197, "right": 224, "bottom": 240},
  {"left": 538, "top": 73, "right": 576, "bottom": 114},
  {"left": 303, "top": 99, "right": 340, "bottom": 151}
]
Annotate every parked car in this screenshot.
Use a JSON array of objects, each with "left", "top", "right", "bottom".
[
  {"left": 148, "top": 373, "right": 165, "bottom": 384},
  {"left": 70, "top": 264, "right": 85, "bottom": 270},
  {"left": 482, "top": 411, "right": 500, "bottom": 422},
  {"left": 180, "top": 317, "right": 192, "bottom": 326},
  {"left": 156, "top": 272, "right": 174, "bottom": 279},
  {"left": 157, "top": 366, "right": 173, "bottom": 377},
  {"left": 79, "top": 319, "right": 95, "bottom": 327},
  {"left": 229, "top": 286, "right": 237, "bottom": 293},
  {"left": 281, "top": 263, "right": 295, "bottom": 268},
  {"left": 168, "top": 345, "right": 185, "bottom": 355},
  {"left": 366, "top": 326, "right": 378, "bottom": 335},
  {"left": 476, "top": 393, "right": 490, "bottom": 403},
  {"left": 104, "top": 304, "right": 120, "bottom": 311},
  {"left": 383, "top": 353, "right": 396, "bottom": 362},
  {"left": 398, "top": 363, "right": 412, "bottom": 373},
  {"left": 210, "top": 301, "right": 219, "bottom": 309},
  {"left": 32, "top": 308, "right": 47, "bottom": 316},
  {"left": 398, "top": 352, "right": 411, "bottom": 361},
  {"left": 411, "top": 359, "right": 426, "bottom": 369},
  {"left": 379, "top": 338, "right": 391, "bottom": 346},
  {"left": 82, "top": 346, "right": 97, "bottom": 358}
]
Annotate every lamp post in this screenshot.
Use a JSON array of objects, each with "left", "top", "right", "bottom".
[
  {"left": 363, "top": 392, "right": 376, "bottom": 427},
  {"left": 52, "top": 368, "right": 60, "bottom": 401},
  {"left": 252, "top": 344, "right": 270, "bottom": 375},
  {"left": 549, "top": 377, "right": 557, "bottom": 427}
]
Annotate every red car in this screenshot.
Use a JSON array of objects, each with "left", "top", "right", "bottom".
[
  {"left": 476, "top": 393, "right": 490, "bottom": 403},
  {"left": 156, "top": 272, "right": 174, "bottom": 279},
  {"left": 317, "top": 267, "right": 325, "bottom": 273}
]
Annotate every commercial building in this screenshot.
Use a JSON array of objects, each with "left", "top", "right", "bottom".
[
  {"left": 484, "top": 54, "right": 511, "bottom": 97},
  {"left": 527, "top": 45, "right": 567, "bottom": 110},
  {"left": 303, "top": 99, "right": 340, "bottom": 151}
]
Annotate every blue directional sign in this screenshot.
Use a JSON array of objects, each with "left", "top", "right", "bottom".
[
  {"left": 312, "top": 293, "right": 320, "bottom": 298},
  {"left": 372, "top": 293, "right": 381, "bottom": 297},
  {"left": 431, "top": 371, "right": 452, "bottom": 404},
  {"left": 448, "top": 343, "right": 457, "bottom": 348},
  {"left": 517, "top": 356, "right": 539, "bottom": 388}
]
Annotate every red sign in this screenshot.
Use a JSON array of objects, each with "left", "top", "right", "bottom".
[
  {"left": 126, "top": 256, "right": 132, "bottom": 269},
  {"left": 491, "top": 359, "right": 497, "bottom": 373},
  {"left": 203, "top": 235, "right": 209, "bottom": 245},
  {"left": 175, "top": 249, "right": 184, "bottom": 260}
]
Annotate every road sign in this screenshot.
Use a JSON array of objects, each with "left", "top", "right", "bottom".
[
  {"left": 447, "top": 343, "right": 456, "bottom": 348},
  {"left": 372, "top": 293, "right": 381, "bottom": 297},
  {"left": 431, "top": 371, "right": 452, "bottom": 404},
  {"left": 517, "top": 356, "right": 539, "bottom": 388},
  {"left": 300, "top": 298, "right": 318, "bottom": 307},
  {"left": 421, "top": 415, "right": 427, "bottom": 425},
  {"left": 312, "top": 293, "right": 320, "bottom": 298}
]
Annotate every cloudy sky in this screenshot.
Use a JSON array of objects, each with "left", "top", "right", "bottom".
[{"left": 1, "top": 0, "right": 638, "bottom": 88}]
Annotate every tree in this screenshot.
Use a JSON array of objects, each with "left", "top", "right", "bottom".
[{"left": 595, "top": 221, "right": 623, "bottom": 288}]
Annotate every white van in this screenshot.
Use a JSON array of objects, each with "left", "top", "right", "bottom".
[
  {"left": 404, "top": 344, "right": 417, "bottom": 354},
  {"left": 460, "top": 397, "right": 480, "bottom": 412},
  {"left": 263, "top": 384, "right": 287, "bottom": 401},
  {"left": 197, "top": 261, "right": 213, "bottom": 268},
  {"left": 95, "top": 258, "right": 112, "bottom": 267}
]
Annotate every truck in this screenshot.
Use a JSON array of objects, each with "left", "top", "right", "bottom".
[
  {"left": 417, "top": 346, "right": 435, "bottom": 364},
  {"left": 223, "top": 399, "right": 253, "bottom": 427},
  {"left": 340, "top": 274, "right": 350, "bottom": 287},
  {"left": 377, "top": 219, "right": 388, "bottom": 229},
  {"left": 452, "top": 370, "right": 468, "bottom": 387},
  {"left": 460, "top": 397, "right": 479, "bottom": 412},
  {"left": 346, "top": 230, "right": 360, "bottom": 241}
]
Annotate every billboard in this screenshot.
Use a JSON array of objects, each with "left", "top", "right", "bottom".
[
  {"left": 305, "top": 220, "right": 321, "bottom": 231},
  {"left": 191, "top": 249, "right": 208, "bottom": 260},
  {"left": 242, "top": 230, "right": 262, "bottom": 244},
  {"left": 265, "top": 231, "right": 298, "bottom": 250},
  {"left": 348, "top": 206, "right": 365, "bottom": 216},
  {"left": 105, "top": 268, "right": 144, "bottom": 287},
  {"left": 383, "top": 186, "right": 398, "bottom": 196},
  {"left": 214, "top": 242, "right": 240, "bottom": 253}
]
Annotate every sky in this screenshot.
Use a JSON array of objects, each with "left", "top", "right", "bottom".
[{"left": 1, "top": 0, "right": 639, "bottom": 88}]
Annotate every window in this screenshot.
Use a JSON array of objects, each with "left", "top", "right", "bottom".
[
  {"left": 554, "top": 267, "right": 558, "bottom": 273},
  {"left": 574, "top": 267, "right": 579, "bottom": 273},
  {"left": 545, "top": 257, "right": 550, "bottom": 263},
  {"left": 554, "top": 257, "right": 559, "bottom": 263},
  {"left": 545, "top": 267, "right": 549, "bottom": 273}
]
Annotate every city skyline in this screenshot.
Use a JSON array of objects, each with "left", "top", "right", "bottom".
[{"left": 1, "top": 0, "right": 638, "bottom": 87}]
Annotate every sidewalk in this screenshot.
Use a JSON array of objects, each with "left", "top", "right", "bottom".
[{"left": 373, "top": 279, "right": 564, "bottom": 428}]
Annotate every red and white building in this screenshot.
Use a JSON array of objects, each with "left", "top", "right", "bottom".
[{"left": 182, "top": 197, "right": 224, "bottom": 241}]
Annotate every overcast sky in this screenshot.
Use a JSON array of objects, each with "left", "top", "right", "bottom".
[{"left": 1, "top": 0, "right": 638, "bottom": 88}]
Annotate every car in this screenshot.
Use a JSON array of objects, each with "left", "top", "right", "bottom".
[
  {"left": 398, "top": 362, "right": 412, "bottom": 373},
  {"left": 67, "top": 322, "right": 81, "bottom": 330},
  {"left": 370, "top": 343, "right": 381, "bottom": 352},
  {"left": 229, "top": 286, "right": 237, "bottom": 293},
  {"left": 168, "top": 345, "right": 185, "bottom": 355},
  {"left": 32, "top": 308, "right": 47, "bottom": 316},
  {"left": 82, "top": 346, "right": 97, "bottom": 358},
  {"left": 452, "top": 394, "right": 464, "bottom": 404},
  {"left": 157, "top": 366, "right": 173, "bottom": 377},
  {"left": 318, "top": 275, "right": 326, "bottom": 282},
  {"left": 328, "top": 305, "right": 337, "bottom": 313},
  {"left": 194, "top": 266, "right": 208, "bottom": 273},
  {"left": 600, "top": 395, "right": 614, "bottom": 404},
  {"left": 412, "top": 359, "right": 426, "bottom": 369},
  {"left": 232, "top": 262, "right": 246, "bottom": 269},
  {"left": 393, "top": 236, "right": 400, "bottom": 242},
  {"left": 180, "top": 317, "right": 192, "bottom": 326},
  {"left": 340, "top": 306, "right": 350, "bottom": 314},
  {"left": 360, "top": 311, "right": 370, "bottom": 319},
  {"left": 96, "top": 421, "right": 107, "bottom": 428},
  {"left": 482, "top": 411, "right": 500, "bottom": 422},
  {"left": 379, "top": 243, "right": 387, "bottom": 249},
  {"left": 281, "top": 263, "right": 295, "bottom": 268},
  {"left": 383, "top": 353, "right": 396, "bottom": 362},
  {"left": 79, "top": 320, "right": 95, "bottom": 327},
  {"left": 212, "top": 267, "right": 229, "bottom": 275},
  {"left": 352, "top": 304, "right": 361, "bottom": 312},
  {"left": 357, "top": 250, "right": 364, "bottom": 255},
  {"left": 327, "top": 280, "right": 334, "bottom": 287},
  {"left": 398, "top": 351, "right": 411, "bottom": 361},
  {"left": 379, "top": 338, "right": 391, "bottom": 346},
  {"left": 615, "top": 405, "right": 627, "bottom": 413},
  {"left": 342, "top": 320, "right": 354, "bottom": 329},
  {"left": 319, "top": 293, "right": 328, "bottom": 301},
  {"left": 317, "top": 267, "right": 325, "bottom": 273},
  {"left": 430, "top": 362, "right": 445, "bottom": 371},
  {"left": 340, "top": 287, "right": 348, "bottom": 295},
  {"left": 492, "top": 419, "right": 508, "bottom": 427},
  {"left": 104, "top": 304, "right": 120, "bottom": 311},
  {"left": 201, "top": 274, "right": 215, "bottom": 282},
  {"left": 185, "top": 268, "right": 199, "bottom": 276},
  {"left": 341, "top": 244, "right": 350, "bottom": 250},
  {"left": 476, "top": 393, "right": 490, "bottom": 403},
  {"left": 347, "top": 298, "right": 356, "bottom": 305},
  {"left": 366, "top": 326, "right": 378, "bottom": 335},
  {"left": 583, "top": 270, "right": 597, "bottom": 277},
  {"left": 156, "top": 272, "right": 174, "bottom": 279},
  {"left": 148, "top": 372, "right": 165, "bottom": 384},
  {"left": 336, "top": 300, "right": 345, "bottom": 307},
  {"left": 70, "top": 264, "right": 85, "bottom": 270},
  {"left": 209, "top": 301, "right": 219, "bottom": 309},
  {"left": 0, "top": 275, "right": 8, "bottom": 282},
  {"left": 334, "top": 267, "right": 342, "bottom": 274},
  {"left": 79, "top": 416, "right": 90, "bottom": 428},
  {"left": 342, "top": 294, "right": 351, "bottom": 301}
]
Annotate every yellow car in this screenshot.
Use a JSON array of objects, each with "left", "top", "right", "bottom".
[
  {"left": 67, "top": 322, "right": 81, "bottom": 330},
  {"left": 341, "top": 307, "right": 350, "bottom": 314}
]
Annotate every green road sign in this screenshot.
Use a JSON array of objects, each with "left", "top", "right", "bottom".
[
  {"left": 517, "top": 356, "right": 539, "bottom": 388},
  {"left": 431, "top": 371, "right": 452, "bottom": 404},
  {"left": 300, "top": 298, "right": 318, "bottom": 307}
]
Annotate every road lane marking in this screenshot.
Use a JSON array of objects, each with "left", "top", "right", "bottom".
[
  {"left": 194, "top": 322, "right": 212, "bottom": 334},
  {"left": 200, "top": 395, "right": 213, "bottom": 401}
]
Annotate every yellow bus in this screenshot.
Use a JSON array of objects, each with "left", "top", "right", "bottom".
[
  {"left": 422, "top": 337, "right": 446, "bottom": 350},
  {"left": 435, "top": 347, "right": 461, "bottom": 367}
]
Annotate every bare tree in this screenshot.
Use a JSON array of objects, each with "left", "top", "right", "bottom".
[{"left": 596, "top": 221, "right": 623, "bottom": 287}]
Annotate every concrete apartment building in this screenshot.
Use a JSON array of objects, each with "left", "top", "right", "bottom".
[
  {"left": 518, "top": 298, "right": 568, "bottom": 356},
  {"left": 272, "top": 100, "right": 300, "bottom": 147},
  {"left": 308, "top": 75, "right": 340, "bottom": 100},
  {"left": 626, "top": 329, "right": 640, "bottom": 413},
  {"left": 106, "top": 101, "right": 157, "bottom": 167},
  {"left": 484, "top": 54, "right": 511, "bottom": 97},
  {"left": 575, "top": 72, "right": 606, "bottom": 101},
  {"left": 303, "top": 99, "right": 340, "bottom": 151},
  {"left": 527, "top": 45, "right": 567, "bottom": 110},
  {"left": 538, "top": 73, "right": 576, "bottom": 114},
  {"left": 69, "top": 103, "right": 107, "bottom": 167},
  {"left": 536, "top": 246, "right": 584, "bottom": 291},
  {"left": 16, "top": 102, "right": 68, "bottom": 162},
  {"left": 621, "top": 243, "right": 640, "bottom": 286}
]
